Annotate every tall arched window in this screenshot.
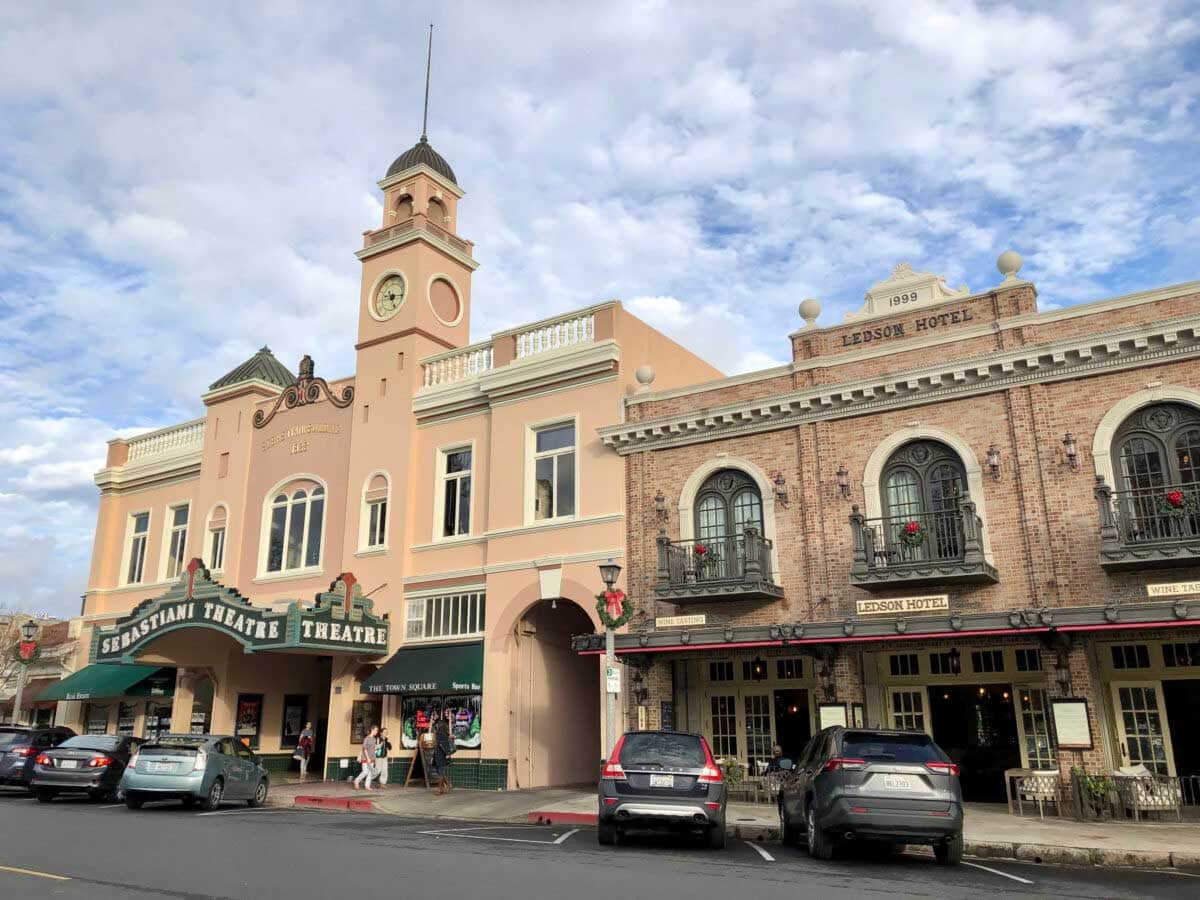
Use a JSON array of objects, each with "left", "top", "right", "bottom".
[
  {"left": 265, "top": 482, "right": 325, "bottom": 573},
  {"left": 1113, "top": 403, "right": 1200, "bottom": 539},
  {"left": 881, "top": 440, "right": 967, "bottom": 559}
]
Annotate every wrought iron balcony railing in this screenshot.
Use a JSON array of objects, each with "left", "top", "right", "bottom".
[
  {"left": 849, "top": 494, "right": 998, "bottom": 591},
  {"left": 655, "top": 529, "right": 784, "bottom": 602},
  {"left": 1095, "top": 477, "right": 1200, "bottom": 570}
]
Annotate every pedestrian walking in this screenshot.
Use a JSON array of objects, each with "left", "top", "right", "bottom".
[
  {"left": 375, "top": 726, "right": 393, "bottom": 786},
  {"left": 352, "top": 725, "right": 379, "bottom": 791},
  {"left": 432, "top": 716, "right": 455, "bottom": 795},
  {"left": 296, "top": 721, "right": 315, "bottom": 779}
]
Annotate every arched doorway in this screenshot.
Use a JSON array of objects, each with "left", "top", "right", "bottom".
[{"left": 510, "top": 599, "right": 600, "bottom": 789}]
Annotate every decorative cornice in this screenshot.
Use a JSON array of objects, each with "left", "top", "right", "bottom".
[
  {"left": 601, "top": 316, "right": 1200, "bottom": 455},
  {"left": 253, "top": 355, "right": 355, "bottom": 429}
]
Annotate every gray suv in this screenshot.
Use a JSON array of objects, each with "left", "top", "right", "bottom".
[{"left": 778, "top": 727, "right": 963, "bottom": 865}]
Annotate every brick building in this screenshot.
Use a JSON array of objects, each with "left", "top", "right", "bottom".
[{"left": 575, "top": 255, "right": 1200, "bottom": 802}]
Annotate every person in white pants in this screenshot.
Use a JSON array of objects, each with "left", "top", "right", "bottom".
[{"left": 352, "top": 726, "right": 379, "bottom": 790}]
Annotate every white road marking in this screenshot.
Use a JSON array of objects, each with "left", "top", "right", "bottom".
[
  {"left": 745, "top": 840, "right": 775, "bottom": 862},
  {"left": 961, "top": 861, "right": 1034, "bottom": 884},
  {"left": 553, "top": 828, "right": 580, "bottom": 845}
]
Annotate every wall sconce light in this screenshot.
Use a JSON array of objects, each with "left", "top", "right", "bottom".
[
  {"left": 836, "top": 465, "right": 850, "bottom": 500},
  {"left": 773, "top": 474, "right": 789, "bottom": 508},
  {"left": 1062, "top": 432, "right": 1079, "bottom": 470},
  {"left": 986, "top": 444, "right": 1002, "bottom": 480},
  {"left": 654, "top": 490, "right": 669, "bottom": 526}
]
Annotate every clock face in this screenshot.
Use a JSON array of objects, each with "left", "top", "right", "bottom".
[{"left": 373, "top": 275, "right": 406, "bottom": 319}]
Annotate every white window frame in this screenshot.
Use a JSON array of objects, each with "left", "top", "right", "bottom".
[
  {"left": 257, "top": 474, "right": 327, "bottom": 578},
  {"left": 358, "top": 470, "right": 391, "bottom": 552},
  {"left": 433, "top": 442, "right": 475, "bottom": 541},
  {"left": 122, "top": 509, "right": 152, "bottom": 586},
  {"left": 524, "top": 416, "right": 579, "bottom": 525},
  {"left": 205, "top": 503, "right": 229, "bottom": 574},
  {"left": 404, "top": 589, "right": 487, "bottom": 643},
  {"left": 159, "top": 502, "right": 191, "bottom": 581}
]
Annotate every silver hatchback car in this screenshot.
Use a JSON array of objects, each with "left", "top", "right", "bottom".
[{"left": 778, "top": 727, "right": 964, "bottom": 865}]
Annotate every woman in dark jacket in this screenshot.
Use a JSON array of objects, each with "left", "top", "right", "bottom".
[{"left": 433, "top": 717, "right": 455, "bottom": 795}]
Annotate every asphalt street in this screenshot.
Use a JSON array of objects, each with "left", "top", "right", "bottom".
[{"left": 1, "top": 788, "right": 1197, "bottom": 899}]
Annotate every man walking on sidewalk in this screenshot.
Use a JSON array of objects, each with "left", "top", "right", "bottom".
[{"left": 352, "top": 725, "right": 379, "bottom": 791}]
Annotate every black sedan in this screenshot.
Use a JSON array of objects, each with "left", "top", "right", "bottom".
[{"left": 32, "top": 734, "right": 142, "bottom": 802}]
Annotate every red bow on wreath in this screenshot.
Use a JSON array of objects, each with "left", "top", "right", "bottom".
[
  {"left": 18, "top": 641, "right": 36, "bottom": 660},
  {"left": 604, "top": 590, "right": 626, "bottom": 620}
]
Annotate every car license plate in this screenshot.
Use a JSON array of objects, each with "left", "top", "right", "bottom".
[
  {"left": 882, "top": 775, "right": 916, "bottom": 791},
  {"left": 649, "top": 774, "right": 675, "bottom": 788},
  {"left": 59, "top": 760, "right": 78, "bottom": 769}
]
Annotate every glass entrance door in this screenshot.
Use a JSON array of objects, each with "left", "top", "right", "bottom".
[{"left": 1112, "top": 682, "right": 1175, "bottom": 775}]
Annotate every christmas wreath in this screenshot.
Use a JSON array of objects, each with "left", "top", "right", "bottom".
[
  {"left": 597, "top": 589, "right": 633, "bottom": 629},
  {"left": 898, "top": 520, "right": 925, "bottom": 548},
  {"left": 1161, "top": 489, "right": 1198, "bottom": 520}
]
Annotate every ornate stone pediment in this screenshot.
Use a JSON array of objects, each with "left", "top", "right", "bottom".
[{"left": 844, "top": 263, "right": 971, "bottom": 322}]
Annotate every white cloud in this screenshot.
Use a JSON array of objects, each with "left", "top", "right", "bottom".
[{"left": 0, "top": 0, "right": 1197, "bottom": 615}]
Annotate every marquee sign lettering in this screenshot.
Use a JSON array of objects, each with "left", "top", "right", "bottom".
[{"left": 93, "top": 561, "right": 389, "bottom": 663}]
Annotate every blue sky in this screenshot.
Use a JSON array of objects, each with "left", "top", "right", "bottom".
[{"left": 1, "top": 1, "right": 1198, "bottom": 617}]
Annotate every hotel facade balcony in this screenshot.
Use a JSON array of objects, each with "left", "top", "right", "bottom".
[
  {"left": 654, "top": 528, "right": 785, "bottom": 603},
  {"left": 849, "top": 494, "right": 998, "bottom": 591},
  {"left": 1095, "top": 477, "right": 1200, "bottom": 571}
]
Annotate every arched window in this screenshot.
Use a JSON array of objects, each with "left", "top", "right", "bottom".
[
  {"left": 1112, "top": 403, "right": 1200, "bottom": 539},
  {"left": 880, "top": 441, "right": 967, "bottom": 559},
  {"left": 266, "top": 482, "right": 325, "bottom": 573}
]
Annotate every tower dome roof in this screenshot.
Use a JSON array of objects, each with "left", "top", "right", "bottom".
[{"left": 385, "top": 136, "right": 457, "bottom": 184}]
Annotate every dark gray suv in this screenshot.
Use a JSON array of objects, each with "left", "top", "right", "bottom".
[
  {"left": 778, "top": 727, "right": 963, "bottom": 865},
  {"left": 598, "top": 730, "right": 728, "bottom": 848}
]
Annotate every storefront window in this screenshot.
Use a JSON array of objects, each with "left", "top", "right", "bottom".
[
  {"left": 351, "top": 700, "right": 382, "bottom": 744},
  {"left": 235, "top": 694, "right": 263, "bottom": 748}
]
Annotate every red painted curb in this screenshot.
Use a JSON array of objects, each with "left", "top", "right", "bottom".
[{"left": 527, "top": 811, "right": 598, "bottom": 825}]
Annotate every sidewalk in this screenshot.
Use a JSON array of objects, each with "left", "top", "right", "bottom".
[{"left": 268, "top": 780, "right": 1200, "bottom": 871}]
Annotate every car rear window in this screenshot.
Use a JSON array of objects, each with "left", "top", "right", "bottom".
[
  {"left": 618, "top": 733, "right": 706, "bottom": 768},
  {"left": 0, "top": 729, "right": 31, "bottom": 749},
  {"left": 841, "top": 732, "right": 945, "bottom": 763},
  {"left": 59, "top": 736, "right": 120, "bottom": 751}
]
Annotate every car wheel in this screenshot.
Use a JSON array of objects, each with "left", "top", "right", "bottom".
[
  {"left": 706, "top": 823, "right": 727, "bottom": 850},
  {"left": 247, "top": 780, "right": 268, "bottom": 807},
  {"left": 806, "top": 806, "right": 833, "bottom": 861},
  {"left": 125, "top": 792, "right": 144, "bottom": 810},
  {"left": 934, "top": 833, "right": 963, "bottom": 867},
  {"left": 780, "top": 801, "right": 800, "bottom": 846},
  {"left": 34, "top": 789, "right": 56, "bottom": 803},
  {"left": 201, "top": 778, "right": 224, "bottom": 811},
  {"left": 597, "top": 821, "right": 618, "bottom": 846}
]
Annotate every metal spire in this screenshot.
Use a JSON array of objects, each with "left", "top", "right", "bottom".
[{"left": 421, "top": 23, "right": 433, "bottom": 141}]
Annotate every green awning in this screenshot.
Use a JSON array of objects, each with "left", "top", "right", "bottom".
[
  {"left": 363, "top": 641, "right": 483, "bottom": 694},
  {"left": 36, "top": 664, "right": 176, "bottom": 702}
]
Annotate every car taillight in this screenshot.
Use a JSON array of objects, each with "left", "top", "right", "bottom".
[
  {"left": 35, "top": 754, "right": 52, "bottom": 766},
  {"left": 192, "top": 749, "right": 207, "bottom": 772},
  {"left": 926, "top": 761, "right": 960, "bottom": 777},
  {"left": 822, "top": 757, "right": 866, "bottom": 773},
  {"left": 600, "top": 735, "right": 626, "bottom": 780},
  {"left": 88, "top": 756, "right": 113, "bottom": 768},
  {"left": 697, "top": 737, "right": 723, "bottom": 784},
  {"left": 12, "top": 746, "right": 35, "bottom": 758}
]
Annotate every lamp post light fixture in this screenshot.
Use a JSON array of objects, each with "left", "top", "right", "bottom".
[
  {"left": 1062, "top": 432, "right": 1079, "bottom": 470},
  {"left": 599, "top": 558, "right": 622, "bottom": 756},
  {"left": 986, "top": 444, "right": 1002, "bottom": 480},
  {"left": 836, "top": 465, "right": 850, "bottom": 500}
]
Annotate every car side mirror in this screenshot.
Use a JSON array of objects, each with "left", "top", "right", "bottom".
[{"left": 777, "top": 758, "right": 793, "bottom": 771}]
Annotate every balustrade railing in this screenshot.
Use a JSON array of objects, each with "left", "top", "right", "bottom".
[
  {"left": 125, "top": 419, "right": 205, "bottom": 462},
  {"left": 515, "top": 312, "right": 594, "bottom": 359},
  {"left": 421, "top": 342, "right": 495, "bottom": 387}
]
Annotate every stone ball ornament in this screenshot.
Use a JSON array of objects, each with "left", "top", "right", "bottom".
[
  {"left": 798, "top": 297, "right": 821, "bottom": 327},
  {"left": 997, "top": 249, "right": 1023, "bottom": 280}
]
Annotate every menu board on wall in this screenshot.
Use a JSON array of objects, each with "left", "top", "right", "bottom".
[
  {"left": 1050, "top": 698, "right": 1093, "bottom": 749},
  {"left": 400, "top": 695, "right": 482, "bottom": 749}
]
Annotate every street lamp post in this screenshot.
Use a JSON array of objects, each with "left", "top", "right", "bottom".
[
  {"left": 11, "top": 620, "right": 39, "bottom": 726},
  {"left": 598, "top": 559, "right": 622, "bottom": 757}
]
